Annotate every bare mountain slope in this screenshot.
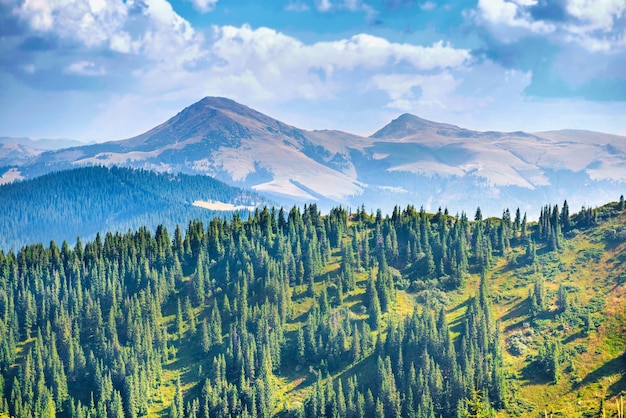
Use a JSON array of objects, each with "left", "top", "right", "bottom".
[{"left": 3, "top": 97, "right": 625, "bottom": 215}]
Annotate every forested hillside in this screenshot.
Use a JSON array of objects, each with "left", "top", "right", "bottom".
[
  {"left": 0, "top": 198, "right": 624, "bottom": 417},
  {"left": 0, "top": 166, "right": 265, "bottom": 250}
]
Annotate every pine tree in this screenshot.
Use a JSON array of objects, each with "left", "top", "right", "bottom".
[
  {"left": 366, "top": 273, "right": 382, "bottom": 330},
  {"left": 297, "top": 327, "right": 305, "bottom": 365},
  {"left": 176, "top": 298, "right": 184, "bottom": 342},
  {"left": 461, "top": 389, "right": 494, "bottom": 418},
  {"left": 201, "top": 319, "right": 211, "bottom": 354},
  {"left": 184, "top": 297, "right": 196, "bottom": 337},
  {"left": 170, "top": 377, "right": 184, "bottom": 418}
]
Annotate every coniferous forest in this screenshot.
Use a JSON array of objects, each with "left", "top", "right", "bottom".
[
  {"left": 0, "top": 198, "right": 625, "bottom": 417},
  {"left": 0, "top": 166, "right": 265, "bottom": 250}
]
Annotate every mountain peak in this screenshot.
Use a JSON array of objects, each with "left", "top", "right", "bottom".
[
  {"left": 121, "top": 96, "right": 294, "bottom": 150},
  {"left": 195, "top": 96, "right": 245, "bottom": 109},
  {"left": 176, "top": 96, "right": 290, "bottom": 129},
  {"left": 370, "top": 113, "right": 437, "bottom": 139},
  {"left": 181, "top": 96, "right": 255, "bottom": 117}
]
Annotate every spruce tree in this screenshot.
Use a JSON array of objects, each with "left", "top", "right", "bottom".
[{"left": 366, "top": 273, "right": 382, "bottom": 330}]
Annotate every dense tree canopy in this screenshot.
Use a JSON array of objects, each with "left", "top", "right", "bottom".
[
  {"left": 0, "top": 166, "right": 265, "bottom": 250},
  {"left": 0, "top": 198, "right": 623, "bottom": 417}
]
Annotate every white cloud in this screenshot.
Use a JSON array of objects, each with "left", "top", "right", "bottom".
[
  {"left": 566, "top": 0, "right": 625, "bottom": 32},
  {"left": 476, "top": 0, "right": 555, "bottom": 35},
  {"left": 316, "top": 0, "right": 333, "bottom": 12},
  {"left": 372, "top": 72, "right": 463, "bottom": 111},
  {"left": 475, "top": 0, "right": 626, "bottom": 52},
  {"left": 107, "top": 24, "right": 471, "bottom": 140},
  {"left": 109, "top": 32, "right": 136, "bottom": 54},
  {"left": 64, "top": 61, "right": 106, "bottom": 76},
  {"left": 564, "top": 32, "right": 626, "bottom": 53},
  {"left": 314, "top": 0, "right": 377, "bottom": 17},
  {"left": 12, "top": 0, "right": 204, "bottom": 64},
  {"left": 561, "top": 0, "right": 626, "bottom": 52},
  {"left": 369, "top": 61, "right": 539, "bottom": 131},
  {"left": 182, "top": 25, "right": 470, "bottom": 105},
  {"left": 420, "top": 1, "right": 436, "bottom": 11},
  {"left": 15, "top": 0, "right": 54, "bottom": 30},
  {"left": 189, "top": 0, "right": 217, "bottom": 13},
  {"left": 285, "top": 1, "right": 309, "bottom": 12},
  {"left": 22, "top": 64, "right": 36, "bottom": 74},
  {"left": 212, "top": 25, "right": 469, "bottom": 73},
  {"left": 14, "top": 0, "right": 129, "bottom": 47}
]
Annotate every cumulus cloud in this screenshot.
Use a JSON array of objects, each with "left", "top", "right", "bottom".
[
  {"left": 187, "top": 25, "right": 470, "bottom": 104},
  {"left": 476, "top": 0, "right": 555, "bottom": 35},
  {"left": 212, "top": 25, "right": 469, "bottom": 73},
  {"left": 189, "top": 0, "right": 217, "bottom": 13},
  {"left": 562, "top": 0, "right": 626, "bottom": 52},
  {"left": 64, "top": 60, "right": 106, "bottom": 76},
  {"left": 566, "top": 0, "right": 625, "bottom": 32},
  {"left": 110, "top": 23, "right": 472, "bottom": 139},
  {"left": 11, "top": 0, "right": 204, "bottom": 64},
  {"left": 13, "top": 0, "right": 128, "bottom": 47},
  {"left": 475, "top": 0, "right": 626, "bottom": 52}
]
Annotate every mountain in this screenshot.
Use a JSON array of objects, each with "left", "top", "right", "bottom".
[
  {"left": 0, "top": 137, "right": 86, "bottom": 178},
  {"left": 0, "top": 165, "right": 267, "bottom": 250},
  {"left": 370, "top": 112, "right": 469, "bottom": 139},
  {"left": 0, "top": 141, "right": 42, "bottom": 168},
  {"left": 3, "top": 97, "right": 625, "bottom": 215},
  {"left": 0, "top": 136, "right": 86, "bottom": 150}
]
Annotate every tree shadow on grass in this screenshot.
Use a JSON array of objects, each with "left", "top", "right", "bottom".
[
  {"left": 562, "top": 330, "right": 586, "bottom": 345},
  {"left": 520, "top": 359, "right": 553, "bottom": 386},
  {"left": 576, "top": 351, "right": 626, "bottom": 396},
  {"left": 502, "top": 299, "right": 531, "bottom": 332}
]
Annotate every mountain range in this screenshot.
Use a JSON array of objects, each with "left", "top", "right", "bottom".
[{"left": 2, "top": 97, "right": 625, "bottom": 215}]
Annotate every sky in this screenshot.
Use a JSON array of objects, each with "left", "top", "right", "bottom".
[{"left": 0, "top": 0, "right": 625, "bottom": 142}]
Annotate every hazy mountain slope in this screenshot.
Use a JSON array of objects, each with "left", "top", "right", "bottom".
[
  {"left": 3, "top": 97, "right": 625, "bottom": 215},
  {"left": 358, "top": 113, "right": 626, "bottom": 215},
  {"left": 0, "top": 136, "right": 85, "bottom": 169},
  {"left": 0, "top": 136, "right": 86, "bottom": 150},
  {"left": 0, "top": 165, "right": 266, "bottom": 250},
  {"left": 367, "top": 113, "right": 626, "bottom": 188},
  {"left": 0, "top": 141, "right": 42, "bottom": 167}
]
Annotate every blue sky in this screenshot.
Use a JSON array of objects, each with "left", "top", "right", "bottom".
[{"left": 1, "top": 0, "right": 625, "bottom": 141}]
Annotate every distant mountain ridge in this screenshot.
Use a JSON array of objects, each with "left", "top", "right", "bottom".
[
  {"left": 2, "top": 97, "right": 625, "bottom": 215},
  {"left": 0, "top": 136, "right": 87, "bottom": 169}
]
